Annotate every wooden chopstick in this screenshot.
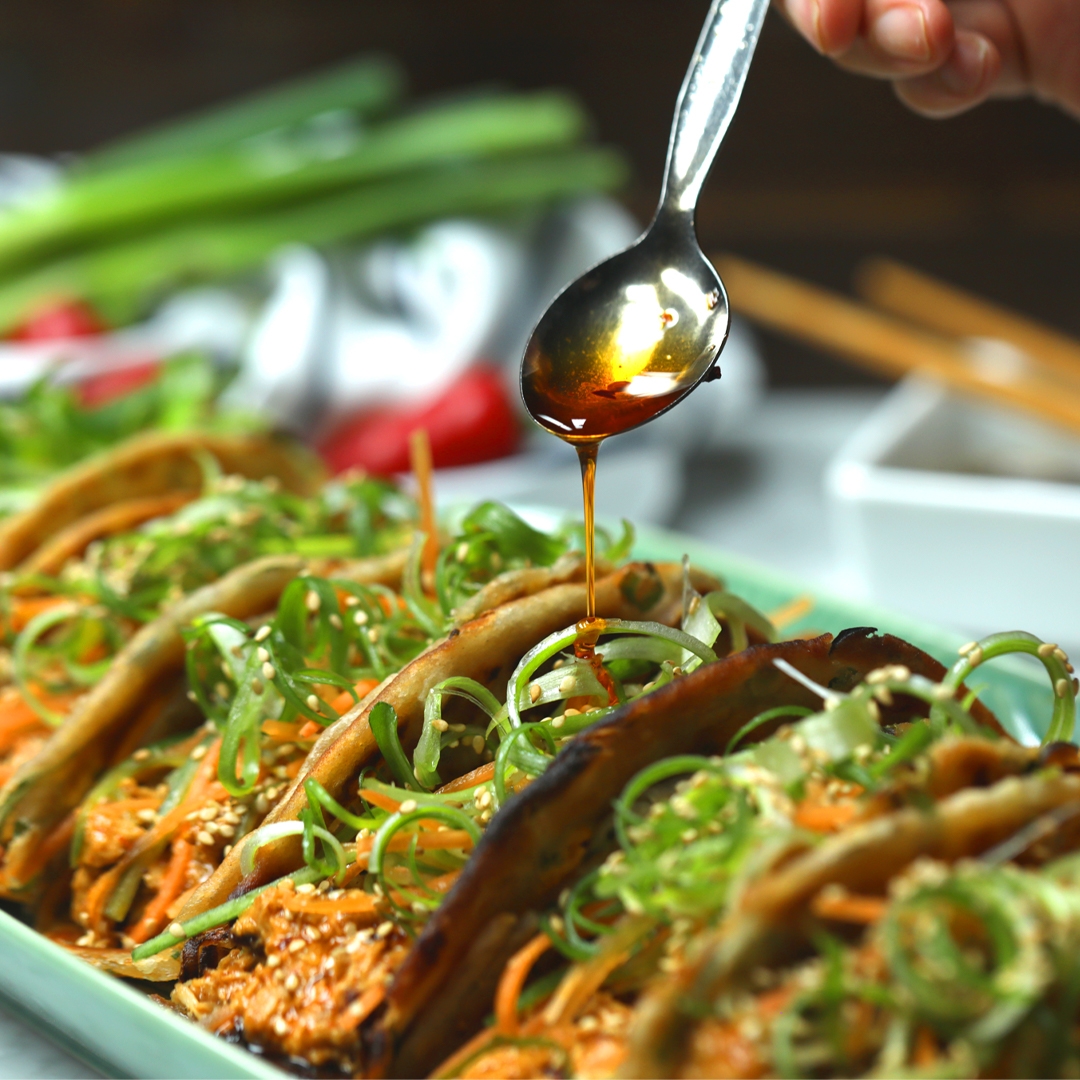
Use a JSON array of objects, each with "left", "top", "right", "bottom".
[
  {"left": 711, "top": 252, "right": 1080, "bottom": 439},
  {"left": 854, "top": 257, "right": 1080, "bottom": 389}
]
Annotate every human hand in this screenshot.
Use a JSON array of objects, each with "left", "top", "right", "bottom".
[{"left": 777, "top": 0, "right": 1080, "bottom": 118}]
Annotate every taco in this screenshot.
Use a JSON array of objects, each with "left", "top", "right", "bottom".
[
  {"left": 13, "top": 504, "right": 642, "bottom": 983},
  {"left": 121, "top": 559, "right": 788, "bottom": 1071},
  {"left": 0, "top": 463, "right": 421, "bottom": 891},
  {"left": 402, "top": 630, "right": 1075, "bottom": 1080},
  {"left": 0, "top": 429, "right": 323, "bottom": 572}
]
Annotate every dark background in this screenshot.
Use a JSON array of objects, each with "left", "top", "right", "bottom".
[{"left": 1, "top": 0, "right": 1077, "bottom": 385}]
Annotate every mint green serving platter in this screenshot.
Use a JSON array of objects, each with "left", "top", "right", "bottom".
[{"left": 0, "top": 524, "right": 1057, "bottom": 1078}]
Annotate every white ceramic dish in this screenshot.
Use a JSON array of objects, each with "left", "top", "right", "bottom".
[{"left": 826, "top": 377, "right": 1080, "bottom": 654}]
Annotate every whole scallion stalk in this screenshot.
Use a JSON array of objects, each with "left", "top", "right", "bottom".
[
  {"left": 0, "top": 91, "right": 591, "bottom": 274},
  {"left": 0, "top": 147, "right": 627, "bottom": 332},
  {"left": 78, "top": 54, "right": 406, "bottom": 174}
]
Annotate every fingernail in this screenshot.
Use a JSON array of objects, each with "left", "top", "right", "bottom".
[
  {"left": 939, "top": 32, "right": 991, "bottom": 95},
  {"left": 869, "top": 5, "right": 931, "bottom": 62}
]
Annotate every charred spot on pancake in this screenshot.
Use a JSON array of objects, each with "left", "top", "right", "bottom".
[
  {"left": 448, "top": 628, "right": 460, "bottom": 639},
  {"left": 1038, "top": 742, "right": 1080, "bottom": 770},
  {"left": 181, "top": 924, "right": 236, "bottom": 980},
  {"left": 830, "top": 627, "right": 879, "bottom": 651}
]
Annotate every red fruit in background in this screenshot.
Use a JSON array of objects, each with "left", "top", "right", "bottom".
[
  {"left": 9, "top": 298, "right": 108, "bottom": 341},
  {"left": 77, "top": 361, "right": 161, "bottom": 408},
  {"left": 319, "top": 365, "right": 521, "bottom": 476}
]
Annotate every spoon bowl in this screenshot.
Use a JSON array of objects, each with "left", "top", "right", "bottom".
[
  {"left": 521, "top": 221, "right": 729, "bottom": 443},
  {"left": 521, "top": 0, "right": 769, "bottom": 443}
]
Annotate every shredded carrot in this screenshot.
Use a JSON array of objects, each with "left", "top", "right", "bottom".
[
  {"left": 262, "top": 720, "right": 304, "bottom": 742},
  {"left": 811, "top": 890, "right": 887, "bottom": 925},
  {"left": 0, "top": 688, "right": 48, "bottom": 755},
  {"left": 409, "top": 428, "right": 439, "bottom": 592},
  {"left": 16, "top": 810, "right": 76, "bottom": 884},
  {"left": 329, "top": 677, "right": 381, "bottom": 717},
  {"left": 5, "top": 594, "right": 70, "bottom": 633},
  {"left": 83, "top": 738, "right": 222, "bottom": 935},
  {"left": 767, "top": 594, "right": 815, "bottom": 631},
  {"left": 496, "top": 933, "right": 553, "bottom": 1034},
  {"left": 282, "top": 892, "right": 379, "bottom": 917},
  {"left": 284, "top": 756, "right": 304, "bottom": 778},
  {"left": 913, "top": 1026, "right": 939, "bottom": 1067},
  {"left": 358, "top": 788, "right": 403, "bottom": 813},
  {"left": 437, "top": 761, "right": 496, "bottom": 794},
  {"left": 297, "top": 720, "right": 322, "bottom": 739},
  {"left": 794, "top": 800, "right": 860, "bottom": 833},
  {"left": 128, "top": 839, "right": 193, "bottom": 944}
]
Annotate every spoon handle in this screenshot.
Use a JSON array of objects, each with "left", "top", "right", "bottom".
[{"left": 658, "top": 0, "right": 770, "bottom": 218}]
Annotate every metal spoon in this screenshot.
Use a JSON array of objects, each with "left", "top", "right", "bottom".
[{"left": 521, "top": 0, "right": 770, "bottom": 442}]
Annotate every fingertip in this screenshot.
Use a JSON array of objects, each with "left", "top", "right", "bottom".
[
  {"left": 815, "top": 0, "right": 863, "bottom": 55},
  {"left": 894, "top": 29, "right": 1001, "bottom": 117}
]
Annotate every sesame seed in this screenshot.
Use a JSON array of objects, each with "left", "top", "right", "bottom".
[
  {"left": 559, "top": 675, "right": 575, "bottom": 694},
  {"left": 266, "top": 954, "right": 281, "bottom": 968},
  {"left": 1056, "top": 678, "right": 1070, "bottom": 698},
  {"left": 133, "top": 748, "right": 151, "bottom": 762},
  {"left": 296, "top": 882, "right": 316, "bottom": 894},
  {"left": 196, "top": 830, "right": 215, "bottom": 846},
  {"left": 367, "top": 627, "right": 380, "bottom": 643},
  {"left": 376, "top": 921, "right": 394, "bottom": 938},
  {"left": 529, "top": 683, "right": 542, "bottom": 704},
  {"left": 251, "top": 678, "right": 264, "bottom": 695},
  {"left": 432, "top": 718, "right": 449, "bottom": 732},
  {"left": 255, "top": 625, "right": 272, "bottom": 642},
  {"left": 284, "top": 972, "right": 300, "bottom": 991},
  {"left": 344, "top": 595, "right": 360, "bottom": 607},
  {"left": 217, "top": 823, "right": 235, "bottom": 838},
  {"left": 456, "top": 542, "right": 469, "bottom": 562},
  {"left": 306, "top": 694, "right": 320, "bottom": 711},
  {"left": 257, "top": 647, "right": 270, "bottom": 664},
  {"left": 223, "top": 844, "right": 232, "bottom": 856},
  {"left": 288, "top": 939, "right": 306, "bottom": 953},
  {"left": 1038, "top": 642, "right": 1057, "bottom": 658},
  {"left": 273, "top": 1017, "right": 289, "bottom": 1036},
  {"left": 478, "top": 790, "right": 493, "bottom": 810},
  {"left": 958, "top": 641, "right": 978, "bottom": 656},
  {"left": 552, "top": 659, "right": 565, "bottom": 669},
  {"left": 1056, "top": 647, "right": 1070, "bottom": 663},
  {"left": 564, "top": 707, "right": 581, "bottom": 717},
  {"left": 891, "top": 665, "right": 911, "bottom": 681},
  {"left": 186, "top": 690, "right": 198, "bottom": 702},
  {"left": 354, "top": 609, "right": 369, "bottom": 626},
  {"left": 968, "top": 646, "right": 984, "bottom": 666},
  {"left": 306, "top": 592, "right": 321, "bottom": 612},
  {"left": 687, "top": 594, "right": 701, "bottom": 616},
  {"left": 254, "top": 794, "right": 269, "bottom": 814},
  {"left": 215, "top": 682, "right": 230, "bottom": 699},
  {"left": 136, "top": 808, "right": 157, "bottom": 823},
  {"left": 328, "top": 613, "right": 342, "bottom": 630},
  {"left": 472, "top": 735, "right": 485, "bottom": 754},
  {"left": 262, "top": 662, "right": 276, "bottom": 680},
  {"left": 400, "top": 799, "right": 418, "bottom": 814},
  {"left": 551, "top": 715, "right": 565, "bottom": 729},
  {"left": 449, "top": 723, "right": 466, "bottom": 733},
  {"left": 198, "top": 805, "right": 219, "bottom": 821},
  {"left": 168, "top": 922, "right": 186, "bottom": 939},
  {"left": 449, "top": 740, "right": 459, "bottom": 749},
  {"left": 191, "top": 745, "right": 207, "bottom": 761}
]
